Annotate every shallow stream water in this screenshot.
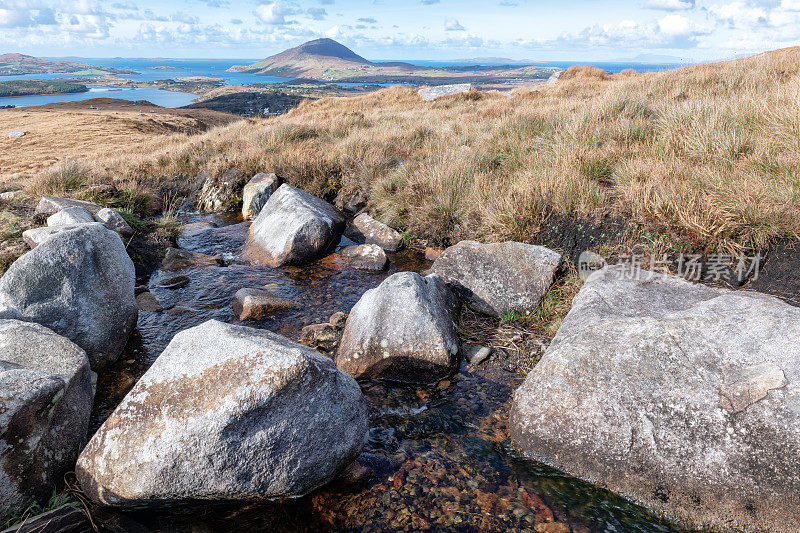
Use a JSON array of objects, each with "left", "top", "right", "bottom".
[{"left": 91, "top": 212, "right": 691, "bottom": 533}]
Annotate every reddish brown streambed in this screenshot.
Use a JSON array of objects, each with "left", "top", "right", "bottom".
[{"left": 91, "top": 213, "right": 692, "bottom": 533}]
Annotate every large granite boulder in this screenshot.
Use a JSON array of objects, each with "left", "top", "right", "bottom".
[
  {"left": 0, "top": 320, "right": 93, "bottom": 511},
  {"left": 22, "top": 223, "right": 94, "bottom": 249},
  {"left": 46, "top": 206, "right": 95, "bottom": 227},
  {"left": 76, "top": 320, "right": 368, "bottom": 507},
  {"left": 34, "top": 196, "right": 101, "bottom": 217},
  {"left": 245, "top": 184, "right": 345, "bottom": 267},
  {"left": 418, "top": 84, "right": 472, "bottom": 102},
  {"left": 0, "top": 224, "right": 137, "bottom": 370},
  {"left": 242, "top": 173, "right": 281, "bottom": 220},
  {"left": 432, "top": 241, "right": 562, "bottom": 317},
  {"left": 510, "top": 265, "right": 800, "bottom": 533},
  {"left": 344, "top": 213, "right": 403, "bottom": 252},
  {"left": 336, "top": 272, "right": 459, "bottom": 382}
]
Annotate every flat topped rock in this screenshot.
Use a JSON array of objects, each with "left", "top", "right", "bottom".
[
  {"left": 35, "top": 196, "right": 101, "bottom": 216},
  {"left": 344, "top": 213, "right": 403, "bottom": 252},
  {"left": 47, "top": 206, "right": 95, "bottom": 227},
  {"left": 418, "top": 84, "right": 473, "bottom": 102},
  {"left": 232, "top": 287, "right": 298, "bottom": 320},
  {"left": 22, "top": 222, "right": 99, "bottom": 249},
  {"left": 338, "top": 244, "right": 388, "bottom": 271},
  {"left": 8, "top": 131, "right": 25, "bottom": 139},
  {"left": 510, "top": 265, "right": 800, "bottom": 533}
]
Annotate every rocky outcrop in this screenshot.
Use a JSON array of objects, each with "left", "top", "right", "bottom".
[
  {"left": 0, "top": 320, "right": 93, "bottom": 511},
  {"left": 338, "top": 244, "right": 388, "bottom": 271},
  {"left": 242, "top": 173, "right": 281, "bottom": 220},
  {"left": 336, "top": 272, "right": 459, "bottom": 382},
  {"left": 510, "top": 265, "right": 800, "bottom": 533},
  {"left": 245, "top": 184, "right": 345, "bottom": 267},
  {"left": 0, "top": 224, "right": 137, "bottom": 370},
  {"left": 232, "top": 287, "right": 297, "bottom": 320},
  {"left": 418, "top": 84, "right": 472, "bottom": 102},
  {"left": 432, "top": 241, "right": 562, "bottom": 317},
  {"left": 94, "top": 208, "right": 134, "bottom": 237},
  {"left": 196, "top": 168, "right": 246, "bottom": 212},
  {"left": 344, "top": 213, "right": 403, "bottom": 252},
  {"left": 76, "top": 320, "right": 368, "bottom": 507},
  {"left": 46, "top": 206, "right": 94, "bottom": 226},
  {"left": 34, "top": 196, "right": 101, "bottom": 217}
]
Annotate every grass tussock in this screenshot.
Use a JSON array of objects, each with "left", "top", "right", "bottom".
[{"left": 15, "top": 47, "right": 800, "bottom": 252}]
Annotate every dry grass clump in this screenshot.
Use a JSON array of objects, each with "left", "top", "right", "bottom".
[
  {"left": 559, "top": 65, "right": 611, "bottom": 81},
  {"left": 13, "top": 47, "right": 800, "bottom": 253}
]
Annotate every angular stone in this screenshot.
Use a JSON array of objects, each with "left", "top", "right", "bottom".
[
  {"left": 510, "top": 265, "right": 800, "bottom": 533},
  {"left": 232, "top": 288, "right": 297, "bottom": 320},
  {"left": 135, "top": 291, "right": 164, "bottom": 313},
  {"left": 344, "top": 213, "right": 403, "bottom": 252},
  {"left": 34, "top": 196, "right": 101, "bottom": 217},
  {"left": 0, "top": 224, "right": 137, "bottom": 370},
  {"left": 339, "top": 244, "right": 388, "bottom": 271},
  {"left": 418, "top": 83, "right": 472, "bottom": 102},
  {"left": 245, "top": 184, "right": 345, "bottom": 267},
  {"left": 46, "top": 206, "right": 94, "bottom": 227},
  {"left": 336, "top": 272, "right": 459, "bottom": 382},
  {"left": 76, "top": 320, "right": 368, "bottom": 507},
  {"left": 432, "top": 240, "right": 562, "bottom": 317},
  {"left": 0, "top": 320, "right": 92, "bottom": 511},
  {"left": 242, "top": 173, "right": 281, "bottom": 220},
  {"left": 329, "top": 311, "right": 348, "bottom": 329},
  {"left": 94, "top": 208, "right": 134, "bottom": 237}
]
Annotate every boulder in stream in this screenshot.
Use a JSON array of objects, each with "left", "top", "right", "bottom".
[
  {"left": 510, "top": 265, "right": 800, "bottom": 533},
  {"left": 432, "top": 240, "right": 562, "bottom": 317},
  {"left": 232, "top": 287, "right": 297, "bottom": 320},
  {"left": 242, "top": 172, "right": 281, "bottom": 220},
  {"left": 196, "top": 168, "right": 246, "bottom": 212},
  {"left": 76, "top": 320, "right": 368, "bottom": 507},
  {"left": 0, "top": 320, "right": 93, "bottom": 511},
  {"left": 245, "top": 184, "right": 345, "bottom": 267},
  {"left": 344, "top": 213, "right": 404, "bottom": 252},
  {"left": 336, "top": 272, "right": 459, "bottom": 382},
  {"left": 0, "top": 223, "right": 137, "bottom": 370},
  {"left": 338, "top": 244, "right": 389, "bottom": 271}
]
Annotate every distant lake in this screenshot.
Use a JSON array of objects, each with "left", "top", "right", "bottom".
[{"left": 0, "top": 86, "right": 198, "bottom": 108}]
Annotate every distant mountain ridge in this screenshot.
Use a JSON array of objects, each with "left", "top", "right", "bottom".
[{"left": 0, "top": 53, "right": 137, "bottom": 76}]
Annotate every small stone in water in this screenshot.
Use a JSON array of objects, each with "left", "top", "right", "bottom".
[
  {"left": 464, "top": 344, "right": 492, "bottom": 365},
  {"left": 157, "top": 275, "right": 190, "bottom": 290},
  {"left": 329, "top": 311, "right": 348, "bottom": 328}
]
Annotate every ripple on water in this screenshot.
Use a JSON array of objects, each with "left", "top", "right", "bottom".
[{"left": 92, "top": 213, "right": 691, "bottom": 533}]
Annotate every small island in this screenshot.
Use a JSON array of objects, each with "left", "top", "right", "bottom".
[
  {"left": 0, "top": 80, "right": 88, "bottom": 97},
  {"left": 0, "top": 53, "right": 137, "bottom": 76}
]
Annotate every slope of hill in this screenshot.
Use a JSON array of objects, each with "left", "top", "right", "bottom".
[
  {"left": 0, "top": 53, "right": 137, "bottom": 76},
  {"left": 228, "top": 38, "right": 553, "bottom": 86}
]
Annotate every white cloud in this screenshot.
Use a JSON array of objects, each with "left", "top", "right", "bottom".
[
  {"left": 254, "top": 2, "right": 294, "bottom": 25},
  {"left": 643, "top": 0, "right": 694, "bottom": 10},
  {"left": 444, "top": 18, "right": 465, "bottom": 31}
]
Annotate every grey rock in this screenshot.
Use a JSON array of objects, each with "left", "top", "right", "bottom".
[
  {"left": 464, "top": 344, "right": 492, "bottom": 365},
  {"left": 245, "top": 184, "right": 345, "bottom": 267},
  {"left": 241, "top": 173, "right": 281, "bottom": 220},
  {"left": 432, "top": 240, "right": 562, "bottom": 317},
  {"left": 0, "top": 320, "right": 93, "bottom": 511},
  {"left": 0, "top": 224, "right": 137, "bottom": 370},
  {"left": 232, "top": 288, "right": 297, "bottom": 320},
  {"left": 22, "top": 223, "right": 95, "bottom": 249},
  {"left": 177, "top": 222, "right": 249, "bottom": 258},
  {"left": 329, "top": 311, "right": 348, "bottom": 329},
  {"left": 94, "top": 208, "right": 134, "bottom": 237},
  {"left": 135, "top": 291, "right": 164, "bottom": 313},
  {"left": 336, "top": 272, "right": 459, "bottom": 382},
  {"left": 300, "top": 323, "right": 341, "bottom": 351},
  {"left": 46, "top": 206, "right": 95, "bottom": 227},
  {"left": 196, "top": 168, "right": 246, "bottom": 212},
  {"left": 418, "top": 84, "right": 473, "bottom": 102},
  {"left": 339, "top": 244, "right": 388, "bottom": 271},
  {"left": 76, "top": 320, "right": 368, "bottom": 507},
  {"left": 34, "top": 197, "right": 101, "bottom": 217},
  {"left": 510, "top": 265, "right": 800, "bottom": 533},
  {"left": 161, "top": 247, "right": 224, "bottom": 271},
  {"left": 344, "top": 213, "right": 403, "bottom": 252},
  {"left": 0, "top": 190, "right": 23, "bottom": 203},
  {"left": 7, "top": 132, "right": 25, "bottom": 139}
]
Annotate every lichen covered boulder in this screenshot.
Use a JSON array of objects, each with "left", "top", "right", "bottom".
[
  {"left": 510, "top": 265, "right": 800, "bottom": 532},
  {"left": 76, "top": 320, "right": 368, "bottom": 507},
  {"left": 242, "top": 172, "right": 281, "bottom": 220}
]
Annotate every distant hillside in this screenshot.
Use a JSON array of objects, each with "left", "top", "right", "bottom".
[
  {"left": 228, "top": 38, "right": 553, "bottom": 86},
  {"left": 0, "top": 80, "right": 88, "bottom": 97},
  {"left": 0, "top": 54, "right": 137, "bottom": 76}
]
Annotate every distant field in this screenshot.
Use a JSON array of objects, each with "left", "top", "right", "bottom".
[{"left": 0, "top": 80, "right": 88, "bottom": 97}]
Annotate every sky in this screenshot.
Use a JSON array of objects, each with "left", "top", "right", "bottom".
[{"left": 0, "top": 0, "right": 798, "bottom": 61}]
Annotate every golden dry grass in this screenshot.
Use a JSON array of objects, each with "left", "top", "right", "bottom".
[{"left": 10, "top": 47, "right": 800, "bottom": 253}]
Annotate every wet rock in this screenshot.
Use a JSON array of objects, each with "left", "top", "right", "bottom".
[
  {"left": 0, "top": 224, "right": 137, "bottom": 370},
  {"left": 301, "top": 323, "right": 341, "bottom": 351},
  {"left": 34, "top": 196, "right": 101, "bottom": 217},
  {"left": 241, "top": 172, "right": 281, "bottom": 220},
  {"left": 510, "top": 265, "right": 800, "bottom": 533},
  {"left": 245, "top": 184, "right": 346, "bottom": 267},
  {"left": 432, "top": 240, "right": 562, "bottom": 317},
  {"left": 464, "top": 344, "right": 492, "bottom": 365},
  {"left": 136, "top": 291, "right": 164, "bottom": 313},
  {"left": 177, "top": 222, "right": 249, "bottom": 258},
  {"left": 339, "top": 244, "right": 389, "bottom": 271},
  {"left": 157, "top": 275, "right": 190, "bottom": 290},
  {"left": 94, "top": 207, "right": 134, "bottom": 237},
  {"left": 418, "top": 84, "right": 472, "bottom": 101},
  {"left": 196, "top": 168, "right": 246, "bottom": 212},
  {"left": 344, "top": 213, "right": 404, "bottom": 252},
  {"left": 0, "top": 320, "right": 93, "bottom": 511},
  {"left": 0, "top": 504, "right": 92, "bottom": 533},
  {"left": 160, "top": 247, "right": 223, "bottom": 271},
  {"left": 232, "top": 287, "right": 297, "bottom": 320},
  {"left": 329, "top": 311, "right": 348, "bottom": 329},
  {"left": 46, "top": 206, "right": 94, "bottom": 227},
  {"left": 22, "top": 223, "right": 94, "bottom": 249},
  {"left": 76, "top": 320, "right": 368, "bottom": 507},
  {"left": 336, "top": 272, "right": 459, "bottom": 382}
]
